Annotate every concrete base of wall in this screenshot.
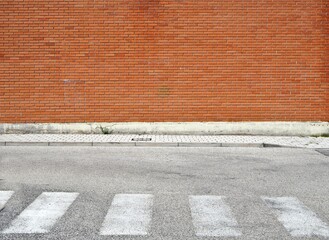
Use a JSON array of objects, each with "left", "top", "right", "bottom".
[{"left": 0, "top": 122, "right": 328, "bottom": 136}]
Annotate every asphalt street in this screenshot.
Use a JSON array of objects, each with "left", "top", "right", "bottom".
[{"left": 0, "top": 146, "right": 329, "bottom": 240}]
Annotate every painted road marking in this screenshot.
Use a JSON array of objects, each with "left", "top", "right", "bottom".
[
  {"left": 0, "top": 191, "right": 14, "bottom": 209},
  {"left": 2, "top": 192, "right": 78, "bottom": 233},
  {"left": 189, "top": 195, "right": 241, "bottom": 237},
  {"left": 262, "top": 197, "right": 329, "bottom": 237},
  {"left": 100, "top": 194, "right": 153, "bottom": 235}
]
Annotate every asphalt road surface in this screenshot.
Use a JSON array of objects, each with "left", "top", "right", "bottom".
[{"left": 0, "top": 146, "right": 329, "bottom": 240}]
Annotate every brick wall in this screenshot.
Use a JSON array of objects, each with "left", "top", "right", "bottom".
[{"left": 0, "top": 0, "right": 328, "bottom": 123}]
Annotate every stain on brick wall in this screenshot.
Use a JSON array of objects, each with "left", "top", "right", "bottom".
[{"left": 0, "top": 0, "right": 328, "bottom": 123}]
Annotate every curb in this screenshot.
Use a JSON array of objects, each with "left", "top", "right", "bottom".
[
  {"left": 1, "top": 122, "right": 328, "bottom": 136},
  {"left": 0, "top": 142, "right": 275, "bottom": 148}
]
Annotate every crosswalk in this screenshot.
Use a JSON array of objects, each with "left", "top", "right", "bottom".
[
  {"left": 262, "top": 197, "right": 329, "bottom": 237},
  {"left": 1, "top": 191, "right": 329, "bottom": 237},
  {"left": 2, "top": 192, "right": 78, "bottom": 234},
  {"left": 189, "top": 195, "right": 241, "bottom": 237},
  {"left": 100, "top": 194, "right": 153, "bottom": 236}
]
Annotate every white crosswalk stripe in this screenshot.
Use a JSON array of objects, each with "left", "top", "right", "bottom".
[
  {"left": 1, "top": 191, "right": 329, "bottom": 237},
  {"left": 189, "top": 195, "right": 241, "bottom": 237},
  {"left": 0, "top": 191, "right": 14, "bottom": 209},
  {"left": 262, "top": 196, "right": 329, "bottom": 237},
  {"left": 2, "top": 192, "right": 79, "bottom": 234},
  {"left": 100, "top": 194, "right": 153, "bottom": 236},
  {"left": 0, "top": 191, "right": 14, "bottom": 205}
]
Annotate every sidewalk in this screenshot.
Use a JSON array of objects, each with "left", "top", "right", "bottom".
[{"left": 0, "top": 134, "right": 329, "bottom": 148}]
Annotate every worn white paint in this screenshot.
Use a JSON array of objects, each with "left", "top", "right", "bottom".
[
  {"left": 0, "top": 122, "right": 328, "bottom": 136},
  {"left": 0, "top": 191, "right": 14, "bottom": 208},
  {"left": 189, "top": 195, "right": 241, "bottom": 237},
  {"left": 100, "top": 194, "right": 153, "bottom": 236},
  {"left": 262, "top": 197, "right": 329, "bottom": 237},
  {"left": 2, "top": 192, "right": 78, "bottom": 234}
]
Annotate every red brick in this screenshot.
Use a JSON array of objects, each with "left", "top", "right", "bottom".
[{"left": 0, "top": 0, "right": 328, "bottom": 123}]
